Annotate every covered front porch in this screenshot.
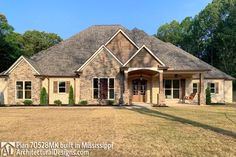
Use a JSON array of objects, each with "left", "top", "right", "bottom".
[{"left": 121, "top": 67, "right": 206, "bottom": 106}]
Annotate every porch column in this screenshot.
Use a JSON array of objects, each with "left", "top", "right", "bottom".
[
  {"left": 198, "top": 73, "right": 205, "bottom": 105},
  {"left": 124, "top": 70, "right": 130, "bottom": 105},
  {"left": 157, "top": 71, "right": 165, "bottom": 106}
]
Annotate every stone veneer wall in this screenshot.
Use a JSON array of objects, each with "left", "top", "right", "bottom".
[
  {"left": 80, "top": 48, "right": 122, "bottom": 104},
  {"left": 106, "top": 32, "right": 138, "bottom": 63},
  {"left": 127, "top": 48, "right": 161, "bottom": 67},
  {"left": 7, "top": 60, "right": 41, "bottom": 104}
]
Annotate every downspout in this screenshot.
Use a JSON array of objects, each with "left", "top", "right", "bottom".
[
  {"left": 47, "top": 77, "right": 50, "bottom": 105},
  {"left": 74, "top": 77, "right": 76, "bottom": 104}
]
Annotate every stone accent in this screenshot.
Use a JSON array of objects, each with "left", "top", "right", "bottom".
[
  {"left": 151, "top": 75, "right": 159, "bottom": 104},
  {"left": 127, "top": 48, "right": 161, "bottom": 67},
  {"left": 156, "top": 71, "right": 165, "bottom": 106},
  {"left": 198, "top": 73, "right": 205, "bottom": 105},
  {"left": 7, "top": 59, "right": 41, "bottom": 105},
  {"left": 106, "top": 32, "right": 138, "bottom": 63},
  {"left": 124, "top": 71, "right": 129, "bottom": 105},
  {"left": 80, "top": 48, "right": 121, "bottom": 104}
]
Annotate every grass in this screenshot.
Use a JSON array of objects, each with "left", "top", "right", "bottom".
[{"left": 0, "top": 105, "right": 236, "bottom": 156}]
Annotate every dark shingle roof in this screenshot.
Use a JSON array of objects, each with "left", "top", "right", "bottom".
[{"left": 29, "top": 25, "right": 234, "bottom": 79}]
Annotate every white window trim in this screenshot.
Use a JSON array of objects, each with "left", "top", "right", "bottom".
[
  {"left": 92, "top": 77, "right": 115, "bottom": 100},
  {"left": 92, "top": 78, "right": 99, "bottom": 99},
  {"left": 208, "top": 82, "right": 218, "bottom": 94},
  {"left": 15, "top": 80, "right": 32, "bottom": 100},
  {"left": 193, "top": 83, "right": 199, "bottom": 93},
  {"left": 108, "top": 78, "right": 115, "bottom": 100},
  {"left": 164, "top": 79, "right": 181, "bottom": 99},
  {"left": 58, "top": 81, "right": 66, "bottom": 94}
]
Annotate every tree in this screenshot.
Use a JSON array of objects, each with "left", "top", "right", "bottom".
[
  {"left": 40, "top": 87, "right": 48, "bottom": 105},
  {"left": 156, "top": 0, "right": 236, "bottom": 81},
  {"left": 22, "top": 30, "right": 62, "bottom": 56},
  {"left": 0, "top": 14, "right": 13, "bottom": 36},
  {"left": 214, "top": 4, "right": 236, "bottom": 74},
  {"left": 205, "top": 87, "right": 211, "bottom": 105},
  {"left": 68, "top": 86, "right": 75, "bottom": 105},
  {"left": 0, "top": 13, "right": 63, "bottom": 72},
  {"left": 156, "top": 20, "right": 182, "bottom": 46},
  {"left": 0, "top": 14, "right": 22, "bottom": 71}
]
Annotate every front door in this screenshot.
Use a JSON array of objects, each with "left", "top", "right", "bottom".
[{"left": 132, "top": 79, "right": 147, "bottom": 102}]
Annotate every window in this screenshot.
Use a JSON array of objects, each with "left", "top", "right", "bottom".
[
  {"left": 208, "top": 83, "right": 219, "bottom": 94},
  {"left": 93, "top": 78, "right": 115, "bottom": 99},
  {"left": 59, "top": 81, "right": 66, "bottom": 93},
  {"left": 164, "top": 80, "right": 172, "bottom": 99},
  {"left": 193, "top": 83, "right": 199, "bottom": 93},
  {"left": 16, "top": 81, "right": 32, "bottom": 99},
  {"left": 16, "top": 81, "right": 23, "bottom": 99},
  {"left": 173, "top": 80, "right": 180, "bottom": 99},
  {"left": 109, "top": 78, "right": 115, "bottom": 99},
  {"left": 164, "top": 80, "right": 180, "bottom": 99},
  {"left": 93, "top": 78, "right": 99, "bottom": 99},
  {"left": 25, "top": 81, "right": 32, "bottom": 99}
]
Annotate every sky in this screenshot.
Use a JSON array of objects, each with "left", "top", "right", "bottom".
[{"left": 0, "top": 0, "right": 212, "bottom": 39}]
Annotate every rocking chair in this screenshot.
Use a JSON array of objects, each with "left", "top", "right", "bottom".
[{"left": 183, "top": 92, "right": 197, "bottom": 103}]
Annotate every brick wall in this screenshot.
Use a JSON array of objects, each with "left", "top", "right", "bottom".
[
  {"left": 7, "top": 60, "right": 41, "bottom": 104},
  {"left": 80, "top": 48, "right": 122, "bottom": 104},
  {"left": 106, "top": 32, "right": 137, "bottom": 63},
  {"left": 127, "top": 48, "right": 161, "bottom": 67}
]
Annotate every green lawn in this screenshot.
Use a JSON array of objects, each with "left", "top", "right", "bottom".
[{"left": 0, "top": 105, "right": 236, "bottom": 156}]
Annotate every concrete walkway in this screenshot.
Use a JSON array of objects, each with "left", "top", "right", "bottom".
[{"left": 132, "top": 102, "right": 199, "bottom": 108}]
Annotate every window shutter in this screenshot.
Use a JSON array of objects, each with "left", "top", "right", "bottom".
[
  {"left": 66, "top": 81, "right": 70, "bottom": 93},
  {"left": 53, "top": 81, "right": 58, "bottom": 93},
  {"left": 215, "top": 82, "right": 219, "bottom": 94}
]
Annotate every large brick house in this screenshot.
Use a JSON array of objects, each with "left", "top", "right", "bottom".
[{"left": 0, "top": 25, "right": 234, "bottom": 105}]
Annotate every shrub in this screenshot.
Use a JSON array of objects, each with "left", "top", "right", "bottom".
[
  {"left": 68, "top": 86, "right": 75, "bottom": 105},
  {"left": 23, "top": 100, "right": 33, "bottom": 106},
  {"left": 54, "top": 100, "right": 62, "bottom": 106},
  {"left": 206, "top": 87, "right": 211, "bottom": 105},
  {"left": 107, "top": 100, "right": 114, "bottom": 105},
  {"left": 79, "top": 100, "right": 88, "bottom": 105},
  {"left": 40, "top": 87, "right": 48, "bottom": 105}
]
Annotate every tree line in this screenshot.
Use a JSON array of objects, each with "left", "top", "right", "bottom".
[
  {"left": 0, "top": 0, "right": 235, "bottom": 86},
  {"left": 156, "top": 0, "right": 236, "bottom": 84},
  {"left": 0, "top": 14, "right": 62, "bottom": 72}
]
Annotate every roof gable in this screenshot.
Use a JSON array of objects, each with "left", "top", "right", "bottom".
[
  {"left": 24, "top": 25, "right": 234, "bottom": 80},
  {"left": 4, "top": 56, "right": 40, "bottom": 75},
  {"left": 124, "top": 45, "right": 165, "bottom": 67},
  {"left": 105, "top": 29, "right": 139, "bottom": 63},
  {"left": 105, "top": 29, "right": 139, "bottom": 48},
  {"left": 77, "top": 45, "right": 123, "bottom": 72}
]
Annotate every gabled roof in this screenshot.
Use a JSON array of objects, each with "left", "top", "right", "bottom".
[
  {"left": 4, "top": 56, "right": 40, "bottom": 75},
  {"left": 2, "top": 25, "right": 232, "bottom": 80},
  {"left": 123, "top": 45, "right": 165, "bottom": 67},
  {"left": 105, "top": 29, "right": 139, "bottom": 49},
  {"left": 77, "top": 45, "right": 123, "bottom": 72}
]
